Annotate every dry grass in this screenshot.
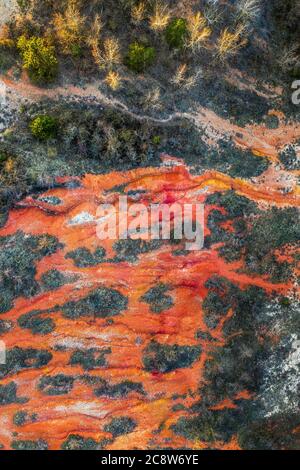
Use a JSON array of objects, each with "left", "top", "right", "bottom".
[
  {"left": 217, "top": 25, "right": 246, "bottom": 59},
  {"left": 103, "top": 37, "right": 121, "bottom": 68},
  {"left": 53, "top": 1, "right": 85, "bottom": 54},
  {"left": 149, "top": 1, "right": 170, "bottom": 32},
  {"left": 0, "top": 38, "right": 14, "bottom": 48},
  {"left": 91, "top": 37, "right": 121, "bottom": 70},
  {"left": 105, "top": 70, "right": 121, "bottom": 90},
  {"left": 171, "top": 63, "right": 187, "bottom": 85},
  {"left": 143, "top": 87, "right": 162, "bottom": 110},
  {"left": 131, "top": 2, "right": 147, "bottom": 24},
  {"left": 186, "top": 12, "right": 211, "bottom": 51},
  {"left": 236, "top": 0, "right": 261, "bottom": 24}
]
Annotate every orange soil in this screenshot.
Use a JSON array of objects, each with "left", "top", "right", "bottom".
[{"left": 0, "top": 160, "right": 298, "bottom": 450}]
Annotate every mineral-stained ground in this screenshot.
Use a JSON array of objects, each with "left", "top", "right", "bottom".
[{"left": 0, "top": 0, "right": 299, "bottom": 451}]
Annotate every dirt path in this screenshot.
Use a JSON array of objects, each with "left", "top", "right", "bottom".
[{"left": 2, "top": 74, "right": 300, "bottom": 164}]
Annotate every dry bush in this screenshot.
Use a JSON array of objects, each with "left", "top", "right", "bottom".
[
  {"left": 105, "top": 127, "right": 121, "bottom": 155},
  {"left": 90, "top": 39, "right": 101, "bottom": 67},
  {"left": 131, "top": 2, "right": 147, "bottom": 24},
  {"left": 53, "top": 1, "right": 86, "bottom": 54},
  {"left": 103, "top": 38, "right": 121, "bottom": 68},
  {"left": 149, "top": 1, "right": 170, "bottom": 32},
  {"left": 0, "top": 24, "right": 12, "bottom": 41},
  {"left": 142, "top": 87, "right": 161, "bottom": 110},
  {"left": 91, "top": 14, "right": 103, "bottom": 39},
  {"left": 203, "top": 1, "right": 222, "bottom": 26},
  {"left": 92, "top": 37, "right": 121, "bottom": 70},
  {"left": 186, "top": 12, "right": 211, "bottom": 51},
  {"left": 0, "top": 39, "right": 15, "bottom": 49},
  {"left": 105, "top": 70, "right": 121, "bottom": 90},
  {"left": 235, "top": 0, "right": 261, "bottom": 25},
  {"left": 13, "top": 12, "right": 37, "bottom": 37},
  {"left": 277, "top": 45, "right": 300, "bottom": 72},
  {"left": 88, "top": 14, "right": 103, "bottom": 59},
  {"left": 171, "top": 63, "right": 187, "bottom": 86},
  {"left": 217, "top": 25, "right": 246, "bottom": 59},
  {"left": 171, "top": 64, "right": 202, "bottom": 89}
]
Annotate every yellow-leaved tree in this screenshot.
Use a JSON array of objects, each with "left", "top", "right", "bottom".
[{"left": 53, "top": 0, "right": 85, "bottom": 56}]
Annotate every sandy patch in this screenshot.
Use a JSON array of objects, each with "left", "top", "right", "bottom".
[{"left": 0, "top": 0, "right": 17, "bottom": 27}]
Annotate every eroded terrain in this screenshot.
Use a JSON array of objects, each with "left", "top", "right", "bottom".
[{"left": 0, "top": 0, "right": 299, "bottom": 451}]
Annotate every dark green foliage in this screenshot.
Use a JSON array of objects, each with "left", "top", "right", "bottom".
[
  {"left": 279, "top": 145, "right": 299, "bottom": 170},
  {"left": 265, "top": 115, "right": 279, "bottom": 129},
  {"left": 0, "top": 382, "right": 26, "bottom": 406},
  {"left": 18, "top": 311, "right": 55, "bottom": 335},
  {"left": 0, "top": 231, "right": 62, "bottom": 313},
  {"left": 168, "top": 131, "right": 270, "bottom": 177},
  {"left": 13, "top": 411, "right": 27, "bottom": 426},
  {"left": 143, "top": 341, "right": 201, "bottom": 373},
  {"left": 242, "top": 207, "right": 300, "bottom": 282},
  {"left": 271, "top": 0, "right": 300, "bottom": 76},
  {"left": 17, "top": 35, "right": 58, "bottom": 84},
  {"left": 141, "top": 283, "right": 174, "bottom": 313},
  {"left": 125, "top": 42, "right": 155, "bottom": 73},
  {"left": 203, "top": 335, "right": 263, "bottom": 404},
  {"left": 0, "top": 40, "right": 16, "bottom": 73},
  {"left": 61, "top": 287, "right": 128, "bottom": 319},
  {"left": 246, "top": 207, "right": 299, "bottom": 253},
  {"left": 202, "top": 276, "right": 266, "bottom": 331},
  {"left": 0, "top": 347, "right": 52, "bottom": 379},
  {"left": 61, "top": 434, "right": 111, "bottom": 450},
  {"left": 206, "top": 191, "right": 258, "bottom": 219},
  {"left": 104, "top": 417, "right": 137, "bottom": 438},
  {"left": 113, "top": 239, "right": 162, "bottom": 263},
  {"left": 0, "top": 150, "right": 9, "bottom": 165},
  {"left": 206, "top": 192, "right": 299, "bottom": 282},
  {"left": 13, "top": 411, "right": 36, "bottom": 426},
  {"left": 66, "top": 247, "right": 106, "bottom": 267},
  {"left": 17, "top": 1, "right": 31, "bottom": 14},
  {"left": 188, "top": 277, "right": 269, "bottom": 409},
  {"left": 172, "top": 407, "right": 245, "bottom": 443},
  {"left": 202, "top": 285, "right": 231, "bottom": 330},
  {"left": 0, "top": 319, "right": 12, "bottom": 335},
  {"left": 38, "top": 374, "right": 74, "bottom": 395},
  {"left": 238, "top": 414, "right": 300, "bottom": 450},
  {"left": 11, "top": 439, "right": 48, "bottom": 450},
  {"left": 94, "top": 380, "right": 145, "bottom": 398},
  {"left": 30, "top": 115, "right": 59, "bottom": 140},
  {"left": 40, "top": 269, "right": 70, "bottom": 291},
  {"left": 165, "top": 18, "right": 188, "bottom": 48},
  {"left": 61, "top": 435, "right": 98, "bottom": 450},
  {"left": 173, "top": 278, "right": 279, "bottom": 446},
  {"left": 70, "top": 348, "right": 111, "bottom": 371}
]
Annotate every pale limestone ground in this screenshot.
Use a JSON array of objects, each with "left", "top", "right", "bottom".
[{"left": 0, "top": 0, "right": 17, "bottom": 27}]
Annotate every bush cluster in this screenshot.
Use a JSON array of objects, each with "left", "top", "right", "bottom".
[
  {"left": 29, "top": 115, "right": 59, "bottom": 140},
  {"left": 17, "top": 36, "right": 58, "bottom": 84}
]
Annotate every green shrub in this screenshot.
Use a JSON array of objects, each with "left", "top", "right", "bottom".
[
  {"left": 17, "top": 35, "right": 58, "bottom": 83},
  {"left": 0, "top": 151, "right": 9, "bottom": 164},
  {"left": 30, "top": 115, "right": 58, "bottom": 140},
  {"left": 125, "top": 42, "right": 155, "bottom": 73},
  {"left": 0, "top": 39, "right": 15, "bottom": 72},
  {"left": 165, "top": 18, "right": 188, "bottom": 48},
  {"left": 17, "top": 0, "right": 31, "bottom": 14}
]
